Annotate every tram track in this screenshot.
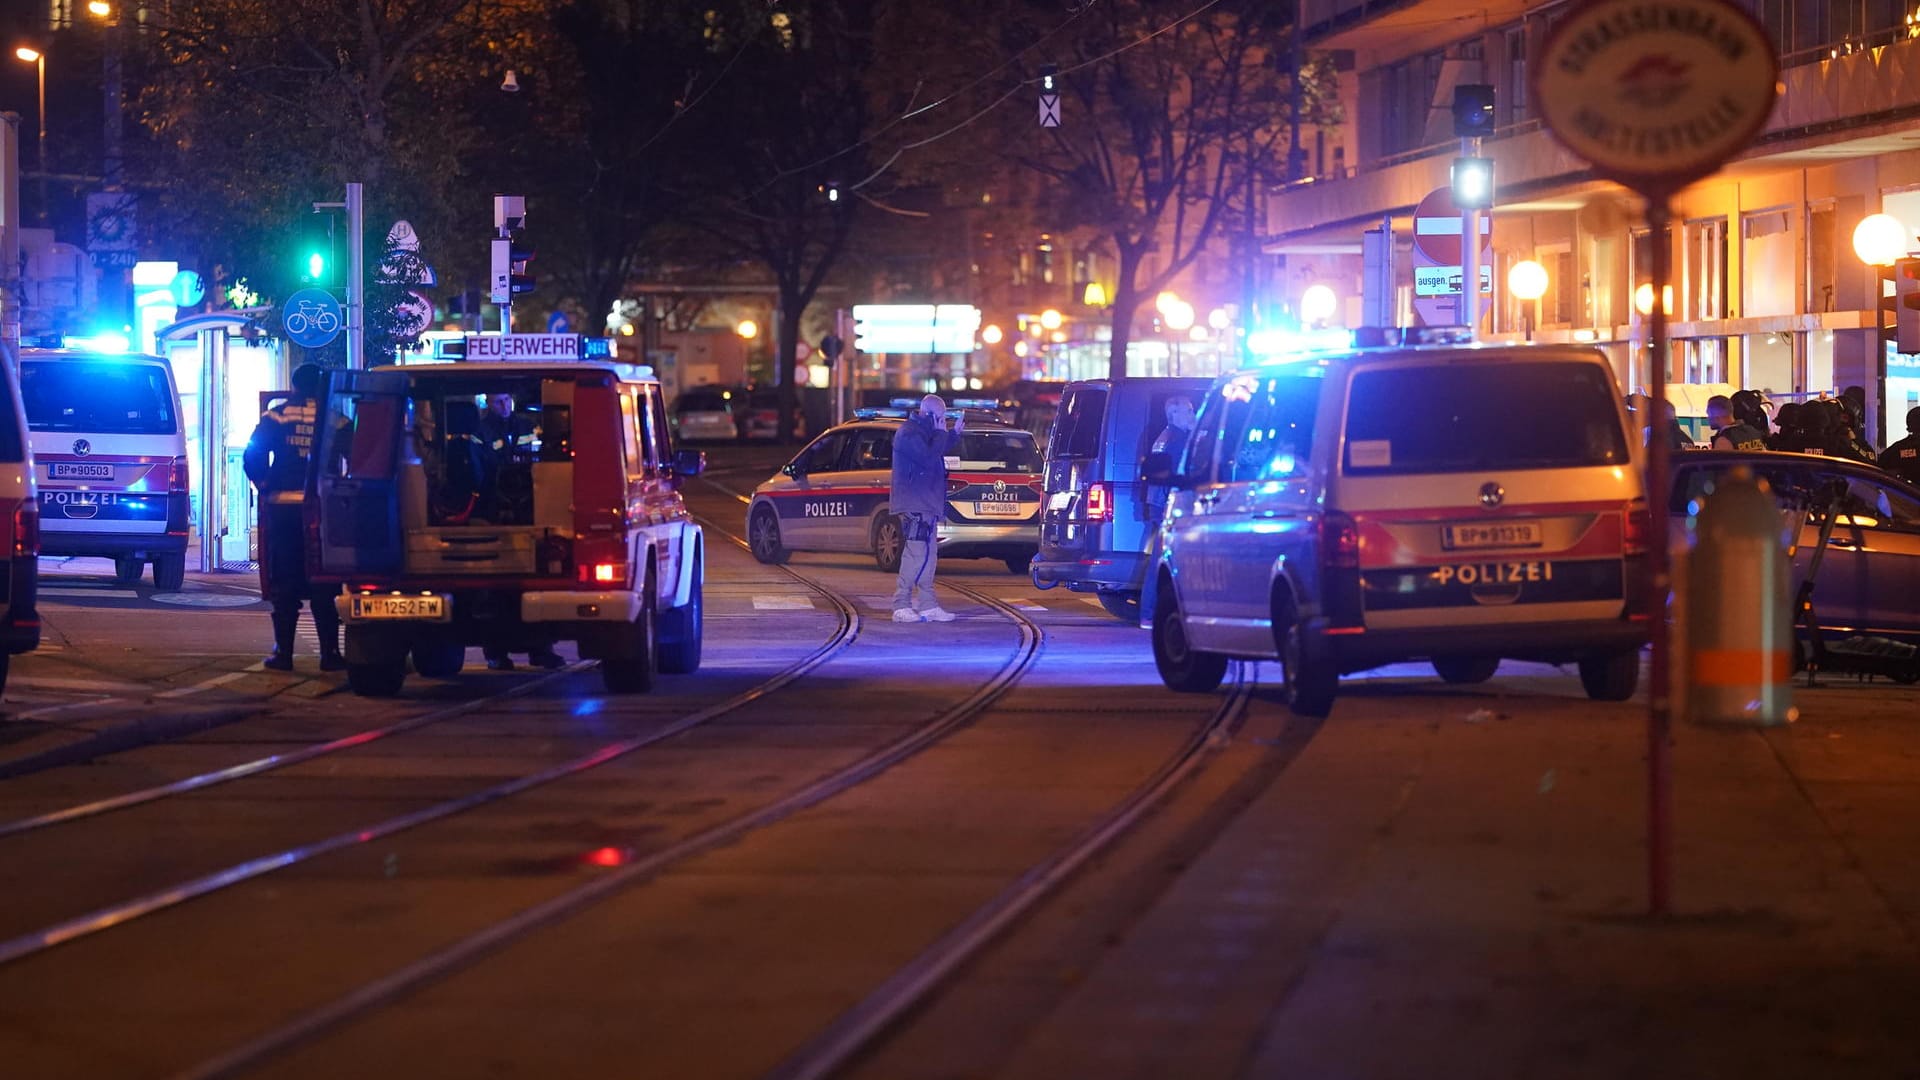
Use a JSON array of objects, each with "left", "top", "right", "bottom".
[{"left": 0, "top": 520, "right": 863, "bottom": 968}]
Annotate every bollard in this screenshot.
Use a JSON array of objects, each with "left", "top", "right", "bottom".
[{"left": 1684, "top": 466, "right": 1798, "bottom": 725}]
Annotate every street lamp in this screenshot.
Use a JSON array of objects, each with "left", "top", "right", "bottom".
[
  {"left": 13, "top": 46, "right": 45, "bottom": 222},
  {"left": 1300, "top": 284, "right": 1337, "bottom": 328},
  {"left": 1162, "top": 297, "right": 1195, "bottom": 375},
  {"left": 1853, "top": 212, "right": 1912, "bottom": 443},
  {"left": 1508, "top": 259, "right": 1548, "bottom": 341},
  {"left": 735, "top": 319, "right": 759, "bottom": 340}
]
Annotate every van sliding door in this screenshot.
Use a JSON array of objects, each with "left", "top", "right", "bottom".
[{"left": 311, "top": 370, "right": 407, "bottom": 577}]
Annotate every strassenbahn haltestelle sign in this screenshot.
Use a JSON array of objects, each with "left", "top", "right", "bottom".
[{"left": 1534, "top": 0, "right": 1779, "bottom": 195}]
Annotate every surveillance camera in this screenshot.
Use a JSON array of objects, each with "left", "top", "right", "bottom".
[{"left": 500, "top": 69, "right": 521, "bottom": 93}]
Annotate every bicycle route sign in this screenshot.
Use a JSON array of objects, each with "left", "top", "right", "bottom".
[{"left": 282, "top": 289, "right": 344, "bottom": 349}]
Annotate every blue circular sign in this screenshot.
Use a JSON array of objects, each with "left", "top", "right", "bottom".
[
  {"left": 546, "top": 310, "right": 572, "bottom": 334},
  {"left": 282, "top": 288, "right": 344, "bottom": 349}
]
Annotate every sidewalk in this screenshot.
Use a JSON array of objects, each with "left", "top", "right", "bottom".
[{"left": 1001, "top": 668, "right": 1920, "bottom": 1079}]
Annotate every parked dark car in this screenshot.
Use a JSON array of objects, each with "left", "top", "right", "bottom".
[
  {"left": 1671, "top": 450, "right": 1920, "bottom": 647},
  {"left": 673, "top": 386, "right": 740, "bottom": 443},
  {"left": 1031, "top": 376, "right": 1213, "bottom": 619}
]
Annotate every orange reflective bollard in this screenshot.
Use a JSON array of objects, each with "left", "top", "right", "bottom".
[{"left": 1683, "top": 466, "right": 1798, "bottom": 725}]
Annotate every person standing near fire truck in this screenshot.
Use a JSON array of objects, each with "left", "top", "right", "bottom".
[{"left": 243, "top": 363, "right": 344, "bottom": 672}]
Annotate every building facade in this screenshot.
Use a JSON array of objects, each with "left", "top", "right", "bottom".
[{"left": 1268, "top": 0, "right": 1920, "bottom": 443}]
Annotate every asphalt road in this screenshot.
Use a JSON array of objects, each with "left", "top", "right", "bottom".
[{"left": 0, "top": 443, "right": 1916, "bottom": 1079}]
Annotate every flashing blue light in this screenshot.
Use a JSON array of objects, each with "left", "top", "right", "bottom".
[
  {"left": 1248, "top": 327, "right": 1352, "bottom": 361},
  {"left": 580, "top": 336, "right": 615, "bottom": 359},
  {"left": 573, "top": 699, "right": 604, "bottom": 717},
  {"left": 65, "top": 331, "right": 134, "bottom": 354}
]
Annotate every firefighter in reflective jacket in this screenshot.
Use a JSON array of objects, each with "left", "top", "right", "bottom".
[{"left": 243, "top": 363, "right": 344, "bottom": 672}]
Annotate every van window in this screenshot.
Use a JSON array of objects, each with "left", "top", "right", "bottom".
[
  {"left": 1050, "top": 385, "right": 1108, "bottom": 458},
  {"left": 1344, "top": 362, "right": 1628, "bottom": 475},
  {"left": 949, "top": 430, "right": 1041, "bottom": 472},
  {"left": 1187, "top": 374, "right": 1319, "bottom": 484},
  {"left": 21, "top": 358, "right": 177, "bottom": 435}
]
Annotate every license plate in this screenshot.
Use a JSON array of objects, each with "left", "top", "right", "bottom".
[
  {"left": 1441, "top": 521, "right": 1543, "bottom": 550},
  {"left": 349, "top": 595, "right": 448, "bottom": 621},
  {"left": 50, "top": 463, "right": 114, "bottom": 480},
  {"left": 973, "top": 500, "right": 1025, "bottom": 517}
]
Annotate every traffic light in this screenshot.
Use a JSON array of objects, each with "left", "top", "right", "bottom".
[
  {"left": 1452, "top": 84, "right": 1495, "bottom": 138},
  {"left": 1040, "top": 64, "right": 1058, "bottom": 93},
  {"left": 298, "top": 213, "right": 337, "bottom": 286},
  {"left": 509, "top": 242, "right": 535, "bottom": 295},
  {"left": 1896, "top": 257, "right": 1920, "bottom": 354},
  {"left": 822, "top": 180, "right": 842, "bottom": 203},
  {"left": 1451, "top": 156, "right": 1494, "bottom": 210}
]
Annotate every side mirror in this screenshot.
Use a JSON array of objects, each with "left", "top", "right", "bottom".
[
  {"left": 1142, "top": 451, "right": 1177, "bottom": 486},
  {"left": 782, "top": 461, "right": 807, "bottom": 480},
  {"left": 673, "top": 448, "right": 706, "bottom": 477}
]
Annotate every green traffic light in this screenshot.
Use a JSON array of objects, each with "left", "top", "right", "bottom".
[{"left": 306, "top": 252, "right": 326, "bottom": 279}]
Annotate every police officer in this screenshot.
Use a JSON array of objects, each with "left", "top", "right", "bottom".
[
  {"left": 1882, "top": 407, "right": 1920, "bottom": 488},
  {"left": 1145, "top": 395, "right": 1196, "bottom": 525},
  {"left": 243, "top": 363, "right": 344, "bottom": 672},
  {"left": 1706, "top": 394, "right": 1766, "bottom": 451}
]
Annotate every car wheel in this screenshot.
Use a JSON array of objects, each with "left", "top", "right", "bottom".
[
  {"left": 602, "top": 578, "right": 657, "bottom": 693},
  {"left": 656, "top": 560, "right": 703, "bottom": 675},
  {"left": 1152, "top": 583, "right": 1227, "bottom": 692},
  {"left": 748, "top": 506, "right": 789, "bottom": 565},
  {"left": 1578, "top": 650, "right": 1640, "bottom": 701},
  {"left": 873, "top": 515, "right": 904, "bottom": 573},
  {"left": 411, "top": 642, "right": 466, "bottom": 678},
  {"left": 1433, "top": 656, "right": 1500, "bottom": 684},
  {"left": 113, "top": 556, "right": 145, "bottom": 586},
  {"left": 1277, "top": 604, "right": 1338, "bottom": 718},
  {"left": 347, "top": 660, "right": 407, "bottom": 697},
  {"left": 152, "top": 552, "right": 186, "bottom": 591},
  {"left": 1097, "top": 591, "right": 1141, "bottom": 622}
]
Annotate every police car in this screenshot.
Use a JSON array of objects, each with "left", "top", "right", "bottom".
[
  {"left": 310, "top": 333, "right": 706, "bottom": 697},
  {"left": 745, "top": 402, "right": 1043, "bottom": 574}
]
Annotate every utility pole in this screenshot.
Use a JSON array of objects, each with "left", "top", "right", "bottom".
[{"left": 311, "top": 182, "right": 365, "bottom": 367}]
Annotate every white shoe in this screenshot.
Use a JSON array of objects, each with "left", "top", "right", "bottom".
[
  {"left": 892, "top": 608, "right": 924, "bottom": 623},
  {"left": 920, "top": 607, "right": 956, "bottom": 622}
]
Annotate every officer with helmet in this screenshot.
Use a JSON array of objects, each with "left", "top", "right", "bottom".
[{"left": 243, "top": 363, "right": 344, "bottom": 672}]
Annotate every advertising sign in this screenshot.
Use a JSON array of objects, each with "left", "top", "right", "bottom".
[{"left": 852, "top": 304, "right": 982, "bottom": 354}]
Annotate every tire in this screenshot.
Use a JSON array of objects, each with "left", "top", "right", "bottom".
[
  {"left": 411, "top": 642, "right": 466, "bottom": 678},
  {"left": 0, "top": 650, "right": 10, "bottom": 696},
  {"left": 1097, "top": 591, "right": 1142, "bottom": 622},
  {"left": 1578, "top": 650, "right": 1641, "bottom": 701},
  {"left": 656, "top": 561, "right": 703, "bottom": 674},
  {"left": 151, "top": 552, "right": 186, "bottom": 591},
  {"left": 872, "top": 515, "right": 904, "bottom": 573},
  {"left": 1282, "top": 607, "right": 1344, "bottom": 714},
  {"left": 1004, "top": 556, "right": 1030, "bottom": 575},
  {"left": 602, "top": 580, "right": 657, "bottom": 694},
  {"left": 1152, "top": 582, "right": 1227, "bottom": 692},
  {"left": 748, "top": 506, "right": 789, "bottom": 565},
  {"left": 113, "top": 556, "right": 144, "bottom": 586},
  {"left": 347, "top": 660, "right": 407, "bottom": 697},
  {"left": 1433, "top": 656, "right": 1500, "bottom": 685}
]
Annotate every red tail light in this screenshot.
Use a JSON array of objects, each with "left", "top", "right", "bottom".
[
  {"left": 13, "top": 505, "right": 39, "bottom": 557},
  {"left": 1624, "top": 505, "right": 1652, "bottom": 556},
  {"left": 947, "top": 477, "right": 969, "bottom": 495},
  {"left": 1085, "top": 482, "right": 1112, "bottom": 522},
  {"left": 169, "top": 455, "right": 189, "bottom": 493},
  {"left": 585, "top": 562, "right": 625, "bottom": 585},
  {"left": 1320, "top": 511, "right": 1360, "bottom": 568}
]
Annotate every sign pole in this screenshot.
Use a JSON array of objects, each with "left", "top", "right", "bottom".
[
  {"left": 1461, "top": 136, "right": 1481, "bottom": 336},
  {"left": 1645, "top": 197, "right": 1674, "bottom": 916},
  {"left": 346, "top": 182, "right": 364, "bottom": 369}
]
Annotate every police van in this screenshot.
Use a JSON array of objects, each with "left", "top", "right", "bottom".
[
  {"left": 1144, "top": 330, "right": 1651, "bottom": 717},
  {"left": 309, "top": 334, "right": 706, "bottom": 697},
  {"left": 18, "top": 345, "right": 190, "bottom": 589},
  {"left": 746, "top": 403, "right": 1042, "bottom": 573}
]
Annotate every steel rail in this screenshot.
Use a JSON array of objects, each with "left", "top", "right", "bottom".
[
  {"left": 172, "top": 578, "right": 1045, "bottom": 1080},
  {"left": 768, "top": 661, "right": 1258, "bottom": 1080},
  {"left": 0, "top": 519, "right": 861, "bottom": 968}
]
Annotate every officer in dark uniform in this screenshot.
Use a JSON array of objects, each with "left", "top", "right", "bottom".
[
  {"left": 1883, "top": 407, "right": 1920, "bottom": 488},
  {"left": 474, "top": 391, "right": 563, "bottom": 671},
  {"left": 243, "top": 363, "right": 344, "bottom": 672}
]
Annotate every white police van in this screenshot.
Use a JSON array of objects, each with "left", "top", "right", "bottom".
[{"left": 18, "top": 344, "right": 191, "bottom": 589}]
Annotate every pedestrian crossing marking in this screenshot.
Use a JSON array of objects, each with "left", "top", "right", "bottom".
[{"left": 751, "top": 596, "right": 816, "bottom": 611}]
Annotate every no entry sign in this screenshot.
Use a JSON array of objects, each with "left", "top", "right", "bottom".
[{"left": 1410, "top": 186, "right": 1491, "bottom": 268}]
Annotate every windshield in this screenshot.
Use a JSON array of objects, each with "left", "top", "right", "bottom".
[
  {"left": 21, "top": 357, "right": 177, "bottom": 435},
  {"left": 947, "top": 430, "right": 1041, "bottom": 473},
  {"left": 1343, "top": 362, "right": 1628, "bottom": 475}
]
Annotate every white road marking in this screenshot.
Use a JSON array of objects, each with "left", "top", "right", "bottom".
[
  {"left": 751, "top": 596, "right": 816, "bottom": 611},
  {"left": 5, "top": 696, "right": 115, "bottom": 720},
  {"left": 9, "top": 675, "right": 149, "bottom": 693},
  {"left": 39, "top": 588, "right": 140, "bottom": 599},
  {"left": 155, "top": 671, "right": 251, "bottom": 699}
]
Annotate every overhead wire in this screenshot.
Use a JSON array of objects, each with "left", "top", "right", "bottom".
[{"left": 630, "top": 0, "right": 782, "bottom": 159}]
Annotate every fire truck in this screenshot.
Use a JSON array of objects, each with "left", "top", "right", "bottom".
[{"left": 308, "top": 334, "right": 706, "bottom": 696}]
